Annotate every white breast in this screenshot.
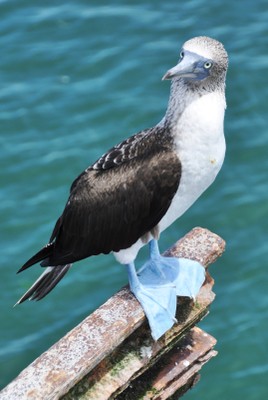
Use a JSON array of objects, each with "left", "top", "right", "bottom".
[{"left": 159, "top": 91, "right": 226, "bottom": 231}]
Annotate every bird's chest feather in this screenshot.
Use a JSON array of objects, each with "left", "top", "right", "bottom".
[
  {"left": 177, "top": 94, "right": 225, "bottom": 177},
  {"left": 159, "top": 92, "right": 226, "bottom": 231}
]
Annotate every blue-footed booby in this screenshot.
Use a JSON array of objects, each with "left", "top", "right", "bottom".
[{"left": 16, "top": 36, "right": 228, "bottom": 340}]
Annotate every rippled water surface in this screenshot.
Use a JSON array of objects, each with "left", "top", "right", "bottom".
[{"left": 1, "top": 1, "right": 268, "bottom": 398}]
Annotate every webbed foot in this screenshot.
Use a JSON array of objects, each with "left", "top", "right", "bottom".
[
  {"left": 126, "top": 240, "right": 205, "bottom": 340},
  {"left": 127, "top": 262, "right": 176, "bottom": 340}
]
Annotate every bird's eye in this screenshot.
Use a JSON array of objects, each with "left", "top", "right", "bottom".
[
  {"left": 180, "top": 51, "right": 184, "bottom": 59},
  {"left": 204, "top": 61, "right": 212, "bottom": 69}
]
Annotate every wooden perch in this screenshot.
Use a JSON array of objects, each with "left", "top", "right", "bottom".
[{"left": 0, "top": 227, "right": 225, "bottom": 400}]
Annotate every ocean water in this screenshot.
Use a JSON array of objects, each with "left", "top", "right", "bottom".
[{"left": 1, "top": 0, "right": 268, "bottom": 398}]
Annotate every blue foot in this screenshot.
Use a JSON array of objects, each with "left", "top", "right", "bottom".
[
  {"left": 127, "top": 240, "right": 205, "bottom": 340},
  {"left": 127, "top": 262, "right": 177, "bottom": 341},
  {"left": 140, "top": 240, "right": 205, "bottom": 298}
]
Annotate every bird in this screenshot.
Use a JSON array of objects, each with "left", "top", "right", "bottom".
[{"left": 16, "top": 36, "right": 228, "bottom": 340}]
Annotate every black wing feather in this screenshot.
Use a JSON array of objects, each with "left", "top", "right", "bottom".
[
  {"left": 19, "top": 126, "right": 181, "bottom": 269},
  {"left": 17, "top": 243, "right": 54, "bottom": 273},
  {"left": 48, "top": 129, "right": 181, "bottom": 265}
]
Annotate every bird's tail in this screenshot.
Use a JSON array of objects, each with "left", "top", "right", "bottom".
[
  {"left": 15, "top": 264, "right": 72, "bottom": 305},
  {"left": 16, "top": 242, "right": 72, "bottom": 305}
]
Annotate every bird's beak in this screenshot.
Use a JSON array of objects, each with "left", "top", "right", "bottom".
[{"left": 162, "top": 53, "right": 199, "bottom": 81}]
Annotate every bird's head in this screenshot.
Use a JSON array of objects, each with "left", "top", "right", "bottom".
[{"left": 162, "top": 36, "right": 228, "bottom": 84}]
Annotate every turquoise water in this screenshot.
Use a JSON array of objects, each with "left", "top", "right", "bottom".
[{"left": 1, "top": 0, "right": 268, "bottom": 398}]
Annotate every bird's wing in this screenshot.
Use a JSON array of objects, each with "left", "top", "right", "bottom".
[{"left": 48, "top": 128, "right": 181, "bottom": 265}]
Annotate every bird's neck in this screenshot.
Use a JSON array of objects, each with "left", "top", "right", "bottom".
[{"left": 161, "top": 78, "right": 226, "bottom": 132}]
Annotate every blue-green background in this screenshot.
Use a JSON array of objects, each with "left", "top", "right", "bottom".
[{"left": 1, "top": 1, "right": 268, "bottom": 398}]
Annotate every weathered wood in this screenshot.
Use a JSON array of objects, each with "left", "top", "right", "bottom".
[
  {"left": 116, "top": 326, "right": 217, "bottom": 400},
  {"left": 0, "top": 227, "right": 225, "bottom": 400}
]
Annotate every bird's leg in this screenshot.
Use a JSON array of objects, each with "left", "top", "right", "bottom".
[
  {"left": 126, "top": 262, "right": 177, "bottom": 341},
  {"left": 145, "top": 239, "right": 206, "bottom": 299},
  {"left": 138, "top": 239, "right": 164, "bottom": 278}
]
